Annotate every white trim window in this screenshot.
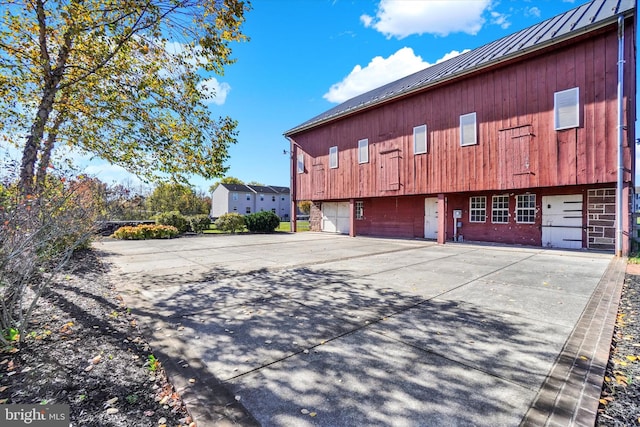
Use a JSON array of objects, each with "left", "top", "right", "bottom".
[
  {"left": 329, "top": 146, "right": 338, "bottom": 169},
  {"left": 554, "top": 87, "right": 580, "bottom": 130},
  {"left": 297, "top": 153, "right": 304, "bottom": 174},
  {"left": 413, "top": 124, "right": 427, "bottom": 154},
  {"left": 469, "top": 196, "right": 486, "bottom": 223},
  {"left": 355, "top": 201, "right": 364, "bottom": 220},
  {"left": 491, "top": 195, "right": 509, "bottom": 224},
  {"left": 358, "top": 139, "right": 369, "bottom": 164},
  {"left": 460, "top": 112, "right": 477, "bottom": 146},
  {"left": 516, "top": 194, "right": 536, "bottom": 223},
  {"left": 232, "top": 193, "right": 238, "bottom": 201}
]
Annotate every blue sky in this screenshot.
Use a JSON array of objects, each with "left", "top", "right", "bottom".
[{"left": 82, "top": 0, "right": 629, "bottom": 193}]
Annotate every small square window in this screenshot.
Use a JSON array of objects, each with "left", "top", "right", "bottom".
[
  {"left": 516, "top": 194, "right": 536, "bottom": 223},
  {"left": 245, "top": 207, "right": 251, "bottom": 214},
  {"left": 356, "top": 201, "right": 364, "bottom": 220},
  {"left": 297, "top": 153, "right": 304, "bottom": 174},
  {"left": 460, "top": 112, "right": 477, "bottom": 146},
  {"left": 358, "top": 139, "right": 369, "bottom": 164},
  {"left": 413, "top": 125, "right": 427, "bottom": 154},
  {"left": 554, "top": 87, "right": 579, "bottom": 130},
  {"left": 469, "top": 196, "right": 486, "bottom": 222},
  {"left": 492, "top": 195, "right": 509, "bottom": 223},
  {"left": 329, "top": 146, "right": 338, "bottom": 169}
]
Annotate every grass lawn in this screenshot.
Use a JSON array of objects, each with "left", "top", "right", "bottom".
[
  {"left": 277, "top": 221, "right": 310, "bottom": 232},
  {"left": 202, "top": 221, "right": 310, "bottom": 234}
]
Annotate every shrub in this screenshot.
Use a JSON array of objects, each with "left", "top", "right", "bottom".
[
  {"left": 244, "top": 211, "right": 280, "bottom": 233},
  {"left": 154, "top": 211, "right": 188, "bottom": 233},
  {"left": 188, "top": 214, "right": 211, "bottom": 233},
  {"left": 112, "top": 224, "right": 179, "bottom": 240},
  {"left": 1, "top": 176, "right": 98, "bottom": 347},
  {"left": 214, "top": 213, "right": 245, "bottom": 233}
]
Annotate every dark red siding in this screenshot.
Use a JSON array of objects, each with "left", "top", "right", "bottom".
[{"left": 291, "top": 24, "right": 635, "bottom": 203}]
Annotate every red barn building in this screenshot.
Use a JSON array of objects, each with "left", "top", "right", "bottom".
[{"left": 285, "top": 0, "right": 636, "bottom": 254}]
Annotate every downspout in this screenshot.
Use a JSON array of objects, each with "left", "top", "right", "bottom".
[
  {"left": 286, "top": 136, "right": 297, "bottom": 232},
  {"left": 616, "top": 15, "right": 625, "bottom": 257}
]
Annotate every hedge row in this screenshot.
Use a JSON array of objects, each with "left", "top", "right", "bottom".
[{"left": 112, "top": 224, "right": 179, "bottom": 240}]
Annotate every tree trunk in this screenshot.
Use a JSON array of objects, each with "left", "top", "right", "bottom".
[
  {"left": 35, "top": 111, "right": 65, "bottom": 193},
  {"left": 19, "top": 86, "right": 58, "bottom": 194}
]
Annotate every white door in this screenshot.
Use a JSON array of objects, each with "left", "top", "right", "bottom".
[
  {"left": 321, "top": 202, "right": 350, "bottom": 234},
  {"left": 424, "top": 197, "right": 438, "bottom": 239},
  {"left": 541, "top": 195, "right": 583, "bottom": 249}
]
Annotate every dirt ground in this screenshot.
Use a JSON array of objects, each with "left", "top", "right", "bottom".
[{"left": 0, "top": 249, "right": 193, "bottom": 427}]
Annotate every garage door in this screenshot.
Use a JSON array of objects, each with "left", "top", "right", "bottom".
[
  {"left": 322, "top": 202, "right": 350, "bottom": 234},
  {"left": 541, "top": 194, "right": 583, "bottom": 249}
]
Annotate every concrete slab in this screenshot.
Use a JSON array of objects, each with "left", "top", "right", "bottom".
[
  {"left": 96, "top": 234, "right": 623, "bottom": 427},
  {"left": 227, "top": 328, "right": 535, "bottom": 427}
]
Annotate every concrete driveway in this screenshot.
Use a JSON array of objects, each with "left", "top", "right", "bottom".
[{"left": 95, "top": 233, "right": 624, "bottom": 427}]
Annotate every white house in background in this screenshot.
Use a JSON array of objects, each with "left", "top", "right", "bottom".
[{"left": 211, "top": 184, "right": 291, "bottom": 220}]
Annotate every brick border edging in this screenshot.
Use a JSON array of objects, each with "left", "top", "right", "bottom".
[{"left": 520, "top": 256, "right": 626, "bottom": 426}]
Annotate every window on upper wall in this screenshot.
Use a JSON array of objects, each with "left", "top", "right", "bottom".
[
  {"left": 232, "top": 193, "right": 238, "bottom": 201},
  {"left": 260, "top": 195, "right": 264, "bottom": 201},
  {"left": 358, "top": 139, "right": 369, "bottom": 164},
  {"left": 516, "top": 194, "right": 536, "bottom": 223},
  {"left": 329, "top": 146, "right": 338, "bottom": 169},
  {"left": 246, "top": 194, "right": 251, "bottom": 201},
  {"left": 554, "top": 87, "right": 580, "bottom": 130},
  {"left": 469, "top": 196, "right": 486, "bottom": 222},
  {"left": 460, "top": 112, "right": 477, "bottom": 146},
  {"left": 492, "top": 195, "right": 509, "bottom": 224},
  {"left": 297, "top": 153, "right": 304, "bottom": 174},
  {"left": 413, "top": 125, "right": 427, "bottom": 154},
  {"left": 355, "top": 201, "right": 364, "bottom": 220},
  {"left": 272, "top": 196, "right": 276, "bottom": 202}
]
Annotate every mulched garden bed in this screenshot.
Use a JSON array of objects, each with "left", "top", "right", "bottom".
[
  {"left": 596, "top": 272, "right": 640, "bottom": 426},
  {"left": 0, "top": 249, "right": 193, "bottom": 427}
]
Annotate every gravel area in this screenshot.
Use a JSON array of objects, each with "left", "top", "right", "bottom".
[
  {"left": 0, "top": 249, "right": 193, "bottom": 427},
  {"left": 596, "top": 271, "right": 640, "bottom": 426}
]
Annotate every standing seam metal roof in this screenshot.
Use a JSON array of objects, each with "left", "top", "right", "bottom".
[{"left": 284, "top": 0, "right": 634, "bottom": 137}]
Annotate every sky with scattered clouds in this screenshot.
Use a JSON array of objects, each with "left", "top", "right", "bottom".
[{"left": 55, "top": 0, "right": 633, "bottom": 192}]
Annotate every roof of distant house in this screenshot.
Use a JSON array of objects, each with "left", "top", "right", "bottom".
[
  {"left": 284, "top": 0, "right": 634, "bottom": 136},
  {"left": 219, "top": 183, "right": 290, "bottom": 194}
]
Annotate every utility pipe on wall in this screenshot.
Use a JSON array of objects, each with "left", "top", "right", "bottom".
[{"left": 615, "top": 15, "right": 625, "bottom": 257}]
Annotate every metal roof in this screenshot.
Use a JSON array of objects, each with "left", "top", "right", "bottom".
[
  {"left": 219, "top": 183, "right": 290, "bottom": 194},
  {"left": 285, "top": 0, "right": 634, "bottom": 136}
]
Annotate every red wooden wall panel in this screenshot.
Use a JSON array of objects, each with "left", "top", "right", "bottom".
[{"left": 291, "top": 23, "right": 635, "bottom": 203}]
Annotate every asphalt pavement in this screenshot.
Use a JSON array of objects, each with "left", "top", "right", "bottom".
[{"left": 95, "top": 232, "right": 625, "bottom": 427}]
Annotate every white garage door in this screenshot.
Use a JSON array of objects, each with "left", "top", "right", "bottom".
[
  {"left": 541, "top": 194, "right": 583, "bottom": 249},
  {"left": 322, "top": 202, "right": 350, "bottom": 234}
]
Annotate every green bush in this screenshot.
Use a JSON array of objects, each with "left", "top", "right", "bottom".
[
  {"left": 154, "top": 211, "right": 188, "bottom": 233},
  {"left": 214, "top": 213, "right": 245, "bottom": 233},
  {"left": 188, "top": 214, "right": 211, "bottom": 233},
  {"left": 112, "top": 224, "right": 179, "bottom": 240},
  {"left": 244, "top": 211, "right": 280, "bottom": 233}
]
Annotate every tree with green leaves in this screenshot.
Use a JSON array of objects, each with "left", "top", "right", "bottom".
[
  {"left": 0, "top": 0, "right": 250, "bottom": 194},
  {"left": 209, "top": 176, "right": 244, "bottom": 193},
  {"left": 145, "top": 182, "right": 209, "bottom": 215}
]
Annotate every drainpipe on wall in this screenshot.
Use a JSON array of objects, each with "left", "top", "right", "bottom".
[
  {"left": 286, "top": 137, "right": 297, "bottom": 233},
  {"left": 616, "top": 15, "right": 625, "bottom": 257}
]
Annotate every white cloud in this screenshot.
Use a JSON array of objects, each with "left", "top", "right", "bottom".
[
  {"left": 526, "top": 6, "right": 541, "bottom": 18},
  {"left": 323, "top": 47, "right": 469, "bottom": 104},
  {"left": 361, "top": 0, "right": 492, "bottom": 39},
  {"left": 490, "top": 11, "right": 511, "bottom": 29},
  {"left": 82, "top": 162, "right": 143, "bottom": 186},
  {"left": 197, "top": 78, "right": 231, "bottom": 105}
]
